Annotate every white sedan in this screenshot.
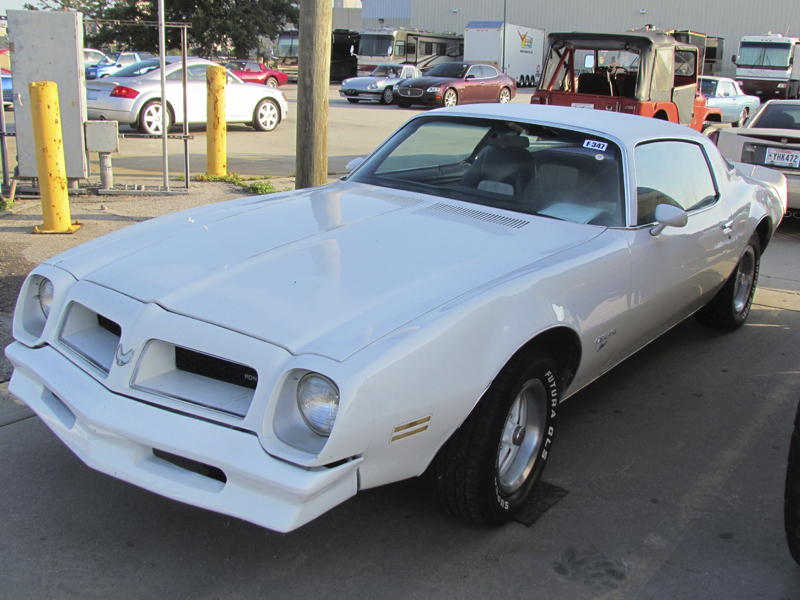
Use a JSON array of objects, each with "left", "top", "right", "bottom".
[
  {"left": 86, "top": 57, "right": 289, "bottom": 134},
  {"left": 5, "top": 105, "right": 786, "bottom": 532}
]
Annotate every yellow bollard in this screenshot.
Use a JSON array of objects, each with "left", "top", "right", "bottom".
[
  {"left": 29, "top": 81, "right": 80, "bottom": 234},
  {"left": 206, "top": 65, "right": 227, "bottom": 177}
]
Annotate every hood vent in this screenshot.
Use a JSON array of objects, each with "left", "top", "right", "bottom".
[
  {"left": 427, "top": 203, "right": 529, "bottom": 229},
  {"left": 356, "top": 189, "right": 425, "bottom": 207}
]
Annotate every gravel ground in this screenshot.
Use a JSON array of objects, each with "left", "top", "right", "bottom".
[{"left": 0, "top": 177, "right": 297, "bottom": 381}]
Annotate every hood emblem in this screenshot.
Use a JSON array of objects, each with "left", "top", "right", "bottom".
[
  {"left": 115, "top": 344, "right": 134, "bottom": 366},
  {"left": 782, "top": 138, "right": 789, "bottom": 145}
]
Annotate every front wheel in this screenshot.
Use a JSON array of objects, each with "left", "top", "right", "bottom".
[
  {"left": 138, "top": 100, "right": 171, "bottom": 135},
  {"left": 379, "top": 87, "right": 394, "bottom": 105},
  {"left": 499, "top": 87, "right": 511, "bottom": 103},
  {"left": 443, "top": 88, "right": 458, "bottom": 107},
  {"left": 252, "top": 98, "right": 280, "bottom": 131},
  {"left": 265, "top": 76, "right": 278, "bottom": 88},
  {"left": 427, "top": 351, "right": 558, "bottom": 525},
  {"left": 695, "top": 233, "right": 760, "bottom": 330}
]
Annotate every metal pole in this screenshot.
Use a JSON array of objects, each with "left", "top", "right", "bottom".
[
  {"left": 0, "top": 103, "right": 8, "bottom": 191},
  {"left": 157, "top": 0, "right": 168, "bottom": 191},
  {"left": 502, "top": 0, "right": 507, "bottom": 75},
  {"left": 182, "top": 26, "right": 189, "bottom": 188}
]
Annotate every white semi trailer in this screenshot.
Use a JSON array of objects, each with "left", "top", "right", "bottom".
[{"left": 464, "top": 21, "right": 545, "bottom": 87}]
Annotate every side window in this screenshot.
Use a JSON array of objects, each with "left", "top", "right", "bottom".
[
  {"left": 188, "top": 65, "right": 208, "bottom": 81},
  {"left": 421, "top": 42, "right": 433, "bottom": 56},
  {"left": 718, "top": 81, "right": 735, "bottom": 96},
  {"left": 466, "top": 65, "right": 481, "bottom": 79},
  {"left": 395, "top": 41, "right": 405, "bottom": 57},
  {"left": 435, "top": 43, "right": 446, "bottom": 56},
  {"left": 635, "top": 141, "right": 718, "bottom": 225},
  {"left": 406, "top": 43, "right": 416, "bottom": 55},
  {"left": 480, "top": 65, "right": 498, "bottom": 78}
]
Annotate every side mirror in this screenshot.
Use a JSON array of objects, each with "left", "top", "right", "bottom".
[
  {"left": 465, "top": 74, "right": 475, "bottom": 80},
  {"left": 346, "top": 157, "right": 365, "bottom": 172},
  {"left": 350, "top": 44, "right": 356, "bottom": 57},
  {"left": 650, "top": 204, "right": 688, "bottom": 236}
]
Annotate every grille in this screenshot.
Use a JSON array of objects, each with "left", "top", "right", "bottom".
[
  {"left": 427, "top": 203, "right": 529, "bottom": 229},
  {"left": 399, "top": 87, "right": 423, "bottom": 97},
  {"left": 59, "top": 303, "right": 121, "bottom": 374},
  {"left": 343, "top": 89, "right": 358, "bottom": 96},
  {"left": 175, "top": 346, "right": 258, "bottom": 390}
]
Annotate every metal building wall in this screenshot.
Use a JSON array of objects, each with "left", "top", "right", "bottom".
[{"left": 363, "top": 0, "right": 800, "bottom": 76}]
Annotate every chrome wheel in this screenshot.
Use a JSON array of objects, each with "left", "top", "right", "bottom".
[
  {"left": 496, "top": 378, "right": 547, "bottom": 495},
  {"left": 253, "top": 99, "right": 279, "bottom": 131},
  {"left": 499, "top": 87, "right": 511, "bottom": 103},
  {"left": 443, "top": 89, "right": 458, "bottom": 107},
  {"left": 266, "top": 77, "right": 278, "bottom": 88},
  {"left": 139, "top": 101, "right": 169, "bottom": 135},
  {"left": 382, "top": 87, "right": 394, "bottom": 104},
  {"left": 732, "top": 244, "right": 756, "bottom": 314}
]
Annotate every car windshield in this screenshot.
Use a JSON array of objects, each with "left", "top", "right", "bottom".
[
  {"left": 112, "top": 58, "right": 163, "bottom": 78},
  {"left": 738, "top": 42, "right": 792, "bottom": 68},
  {"left": 276, "top": 32, "right": 298, "bottom": 58},
  {"left": 750, "top": 103, "right": 800, "bottom": 130},
  {"left": 425, "top": 63, "right": 469, "bottom": 79},
  {"left": 699, "top": 79, "right": 718, "bottom": 96},
  {"left": 348, "top": 115, "right": 625, "bottom": 227},
  {"left": 371, "top": 65, "right": 401, "bottom": 77},
  {"left": 359, "top": 35, "right": 393, "bottom": 56}
]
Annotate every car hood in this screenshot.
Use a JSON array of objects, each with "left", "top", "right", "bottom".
[
  {"left": 48, "top": 182, "right": 603, "bottom": 361},
  {"left": 400, "top": 76, "right": 459, "bottom": 89}
]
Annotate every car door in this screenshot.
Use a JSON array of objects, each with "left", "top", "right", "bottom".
[
  {"left": 462, "top": 65, "right": 482, "bottom": 103},
  {"left": 176, "top": 64, "right": 210, "bottom": 123},
  {"left": 480, "top": 65, "right": 502, "bottom": 102},
  {"left": 625, "top": 140, "right": 742, "bottom": 348},
  {"left": 715, "top": 80, "right": 738, "bottom": 122}
]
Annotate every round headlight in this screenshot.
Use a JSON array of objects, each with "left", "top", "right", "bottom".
[
  {"left": 38, "top": 278, "right": 54, "bottom": 318},
  {"left": 297, "top": 373, "right": 339, "bottom": 436}
]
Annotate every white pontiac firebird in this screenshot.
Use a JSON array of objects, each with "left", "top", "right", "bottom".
[{"left": 5, "top": 105, "right": 787, "bottom": 533}]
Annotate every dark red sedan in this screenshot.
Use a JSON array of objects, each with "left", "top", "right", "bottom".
[
  {"left": 393, "top": 62, "right": 516, "bottom": 108},
  {"left": 225, "top": 61, "right": 289, "bottom": 88}
]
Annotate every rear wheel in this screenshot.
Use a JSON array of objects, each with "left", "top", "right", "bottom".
[
  {"left": 252, "top": 98, "right": 280, "bottom": 131},
  {"left": 138, "top": 100, "right": 170, "bottom": 135},
  {"left": 695, "top": 233, "right": 760, "bottom": 330},
  {"left": 265, "top": 76, "right": 278, "bottom": 88},
  {"left": 347, "top": 98, "right": 360, "bottom": 104},
  {"left": 443, "top": 88, "right": 458, "bottom": 107},
  {"left": 427, "top": 351, "right": 559, "bottom": 525}
]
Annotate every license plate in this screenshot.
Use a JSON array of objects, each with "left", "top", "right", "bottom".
[
  {"left": 765, "top": 147, "right": 800, "bottom": 169},
  {"left": 87, "top": 90, "right": 99, "bottom": 100}
]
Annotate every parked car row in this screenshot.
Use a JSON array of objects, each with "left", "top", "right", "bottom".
[{"left": 86, "top": 57, "right": 288, "bottom": 134}]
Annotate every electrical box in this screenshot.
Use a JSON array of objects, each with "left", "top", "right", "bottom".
[
  {"left": 8, "top": 10, "right": 88, "bottom": 179},
  {"left": 85, "top": 120, "right": 119, "bottom": 153}
]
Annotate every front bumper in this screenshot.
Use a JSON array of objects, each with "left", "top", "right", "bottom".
[
  {"left": 5, "top": 341, "right": 361, "bottom": 533},
  {"left": 339, "top": 90, "right": 382, "bottom": 101}
]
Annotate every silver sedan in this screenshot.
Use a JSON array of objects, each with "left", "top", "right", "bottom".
[
  {"left": 339, "top": 64, "right": 421, "bottom": 105},
  {"left": 86, "top": 57, "right": 289, "bottom": 135}
]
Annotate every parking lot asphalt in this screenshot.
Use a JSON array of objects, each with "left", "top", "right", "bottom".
[{"left": 0, "top": 90, "right": 799, "bottom": 598}]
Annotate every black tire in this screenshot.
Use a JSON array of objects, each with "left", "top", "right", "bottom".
[
  {"left": 347, "top": 98, "right": 360, "bottom": 104},
  {"left": 397, "top": 100, "right": 412, "bottom": 108},
  {"left": 736, "top": 108, "right": 748, "bottom": 128},
  {"left": 785, "top": 397, "right": 800, "bottom": 565},
  {"left": 138, "top": 100, "right": 171, "bottom": 135},
  {"left": 265, "top": 76, "right": 278, "bottom": 88},
  {"left": 427, "top": 351, "right": 559, "bottom": 526},
  {"left": 695, "top": 233, "right": 760, "bottom": 330},
  {"left": 252, "top": 98, "right": 280, "bottom": 131},
  {"left": 443, "top": 88, "right": 458, "bottom": 107},
  {"left": 379, "top": 87, "right": 394, "bottom": 105}
]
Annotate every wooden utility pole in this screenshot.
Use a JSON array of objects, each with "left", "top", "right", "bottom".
[{"left": 296, "top": 0, "right": 332, "bottom": 189}]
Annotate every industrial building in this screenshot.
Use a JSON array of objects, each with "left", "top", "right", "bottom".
[{"left": 360, "top": 0, "right": 800, "bottom": 76}]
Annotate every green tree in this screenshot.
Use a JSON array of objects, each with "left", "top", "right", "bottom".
[{"left": 86, "top": 0, "right": 297, "bottom": 59}]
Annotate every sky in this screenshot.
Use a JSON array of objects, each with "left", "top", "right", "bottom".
[{"left": 1, "top": 0, "right": 30, "bottom": 16}]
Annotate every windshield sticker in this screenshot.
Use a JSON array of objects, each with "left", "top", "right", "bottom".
[
  {"left": 584, "top": 140, "right": 608, "bottom": 151},
  {"left": 595, "top": 154, "right": 605, "bottom": 161}
]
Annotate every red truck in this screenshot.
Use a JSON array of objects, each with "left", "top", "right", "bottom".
[{"left": 531, "top": 29, "right": 722, "bottom": 133}]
